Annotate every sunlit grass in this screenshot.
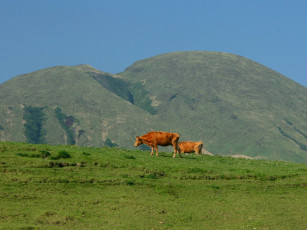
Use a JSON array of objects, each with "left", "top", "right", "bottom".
[{"left": 0, "top": 142, "right": 306, "bottom": 229}]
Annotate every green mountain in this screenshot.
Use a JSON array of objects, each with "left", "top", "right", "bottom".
[
  {"left": 1, "top": 51, "right": 307, "bottom": 162},
  {"left": 0, "top": 64, "right": 166, "bottom": 148}
]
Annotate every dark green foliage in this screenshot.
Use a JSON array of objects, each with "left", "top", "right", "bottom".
[
  {"left": 284, "top": 119, "right": 307, "bottom": 139},
  {"left": 284, "top": 118, "right": 293, "bottom": 126},
  {"left": 54, "top": 107, "right": 75, "bottom": 145},
  {"left": 278, "top": 127, "right": 307, "bottom": 151},
  {"left": 16, "top": 150, "right": 50, "bottom": 158},
  {"left": 90, "top": 72, "right": 134, "bottom": 104},
  {"left": 294, "top": 127, "right": 307, "bottom": 139},
  {"left": 90, "top": 72, "right": 156, "bottom": 114},
  {"left": 16, "top": 152, "right": 29, "bottom": 157},
  {"left": 23, "top": 106, "right": 46, "bottom": 144},
  {"left": 104, "top": 138, "right": 119, "bottom": 147},
  {"left": 144, "top": 174, "right": 158, "bottom": 179},
  {"left": 128, "top": 82, "right": 156, "bottom": 114},
  {"left": 124, "top": 155, "right": 136, "bottom": 159},
  {"left": 125, "top": 180, "right": 135, "bottom": 186},
  {"left": 142, "top": 170, "right": 165, "bottom": 179},
  {"left": 50, "top": 150, "right": 71, "bottom": 160},
  {"left": 39, "top": 150, "right": 51, "bottom": 158},
  {"left": 58, "top": 150, "right": 71, "bottom": 159},
  {"left": 0, "top": 124, "right": 4, "bottom": 130}
]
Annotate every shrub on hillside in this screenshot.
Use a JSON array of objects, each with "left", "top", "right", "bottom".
[
  {"left": 50, "top": 150, "right": 71, "bottom": 160},
  {"left": 58, "top": 150, "right": 71, "bottom": 159},
  {"left": 40, "top": 150, "right": 51, "bottom": 158}
]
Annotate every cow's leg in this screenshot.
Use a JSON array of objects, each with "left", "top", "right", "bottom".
[
  {"left": 173, "top": 151, "right": 182, "bottom": 158},
  {"left": 173, "top": 145, "right": 182, "bottom": 158},
  {"left": 173, "top": 142, "right": 182, "bottom": 158},
  {"left": 155, "top": 145, "right": 159, "bottom": 156},
  {"left": 150, "top": 146, "right": 154, "bottom": 156},
  {"left": 172, "top": 144, "right": 176, "bottom": 158}
]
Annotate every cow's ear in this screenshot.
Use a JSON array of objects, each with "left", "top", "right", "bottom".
[{"left": 136, "top": 136, "right": 139, "bottom": 139}]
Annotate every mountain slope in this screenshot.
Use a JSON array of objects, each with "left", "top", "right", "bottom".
[
  {"left": 120, "top": 51, "right": 307, "bottom": 162},
  {"left": 1, "top": 51, "right": 307, "bottom": 162},
  {"left": 0, "top": 65, "right": 166, "bottom": 147}
]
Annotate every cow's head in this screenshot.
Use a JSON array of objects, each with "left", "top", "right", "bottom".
[{"left": 134, "top": 136, "right": 143, "bottom": 147}]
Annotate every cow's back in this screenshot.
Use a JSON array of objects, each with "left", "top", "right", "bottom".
[
  {"left": 179, "top": 141, "right": 195, "bottom": 152},
  {"left": 179, "top": 141, "right": 203, "bottom": 153},
  {"left": 143, "top": 131, "right": 179, "bottom": 146}
]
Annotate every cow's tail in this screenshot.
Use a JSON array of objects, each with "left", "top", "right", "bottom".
[{"left": 175, "top": 133, "right": 181, "bottom": 154}]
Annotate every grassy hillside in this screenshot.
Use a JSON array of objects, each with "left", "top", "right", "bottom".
[
  {"left": 0, "top": 142, "right": 306, "bottom": 229},
  {"left": 1, "top": 51, "right": 307, "bottom": 162},
  {"left": 0, "top": 65, "right": 166, "bottom": 147},
  {"left": 120, "top": 51, "right": 307, "bottom": 162}
]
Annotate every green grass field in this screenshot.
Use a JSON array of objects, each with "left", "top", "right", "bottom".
[{"left": 0, "top": 142, "right": 306, "bottom": 229}]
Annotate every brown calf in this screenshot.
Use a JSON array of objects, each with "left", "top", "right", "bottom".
[
  {"left": 178, "top": 141, "right": 203, "bottom": 155},
  {"left": 134, "top": 131, "right": 181, "bottom": 158}
]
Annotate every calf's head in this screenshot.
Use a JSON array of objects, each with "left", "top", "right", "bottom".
[{"left": 134, "top": 136, "right": 143, "bottom": 147}]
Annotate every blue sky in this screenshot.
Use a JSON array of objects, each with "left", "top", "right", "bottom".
[{"left": 1, "top": 0, "right": 306, "bottom": 86}]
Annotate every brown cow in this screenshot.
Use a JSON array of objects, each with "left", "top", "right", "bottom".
[
  {"left": 178, "top": 141, "right": 203, "bottom": 155},
  {"left": 134, "top": 131, "right": 181, "bottom": 158}
]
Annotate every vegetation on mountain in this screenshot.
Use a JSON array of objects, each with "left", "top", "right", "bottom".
[
  {"left": 89, "top": 72, "right": 134, "bottom": 104},
  {"left": 23, "top": 105, "right": 46, "bottom": 144},
  {"left": 0, "top": 64, "right": 164, "bottom": 149},
  {"left": 104, "top": 137, "right": 119, "bottom": 147},
  {"left": 89, "top": 71, "right": 156, "bottom": 114},
  {"left": 0, "top": 52, "right": 307, "bottom": 162},
  {"left": 120, "top": 51, "right": 307, "bottom": 162},
  {"left": 54, "top": 107, "right": 76, "bottom": 145}
]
